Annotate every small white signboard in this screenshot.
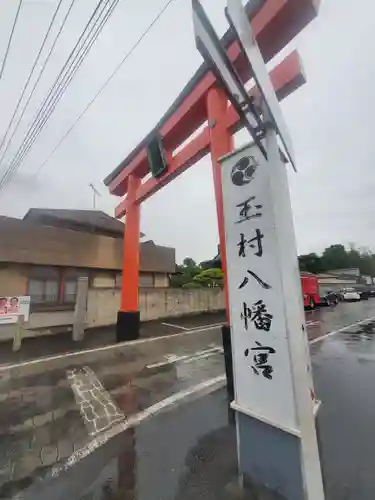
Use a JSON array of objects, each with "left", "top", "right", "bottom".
[
  {"left": 0, "top": 296, "right": 30, "bottom": 325},
  {"left": 192, "top": 0, "right": 267, "bottom": 158},
  {"left": 221, "top": 142, "right": 298, "bottom": 432},
  {"left": 226, "top": 0, "right": 296, "bottom": 170}
]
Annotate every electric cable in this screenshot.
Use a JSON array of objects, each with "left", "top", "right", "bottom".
[
  {"left": 0, "top": 0, "right": 24, "bottom": 82},
  {"left": 0, "top": 0, "right": 175, "bottom": 192},
  {"left": 35, "top": 0, "right": 175, "bottom": 177},
  {"left": 0, "top": 0, "right": 79, "bottom": 169},
  {"left": 0, "top": 0, "right": 120, "bottom": 192},
  {"left": 0, "top": 0, "right": 65, "bottom": 155}
]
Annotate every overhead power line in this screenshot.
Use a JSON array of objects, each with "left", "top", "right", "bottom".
[
  {"left": 35, "top": 0, "right": 175, "bottom": 177},
  {"left": 0, "top": 0, "right": 109, "bottom": 181},
  {"left": 3, "top": 0, "right": 120, "bottom": 180},
  {"left": 0, "top": 0, "right": 24, "bottom": 82},
  {"left": 0, "top": 0, "right": 65, "bottom": 156},
  {"left": 0, "top": 0, "right": 79, "bottom": 169},
  {"left": 0, "top": 0, "right": 121, "bottom": 193}
]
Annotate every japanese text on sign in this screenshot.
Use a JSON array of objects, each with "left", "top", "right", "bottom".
[{"left": 229, "top": 154, "right": 276, "bottom": 380}]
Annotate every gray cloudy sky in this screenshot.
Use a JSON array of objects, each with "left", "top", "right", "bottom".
[{"left": 0, "top": 0, "right": 374, "bottom": 263}]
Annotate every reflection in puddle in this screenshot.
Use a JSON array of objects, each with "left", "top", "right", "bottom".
[
  {"left": 341, "top": 321, "right": 375, "bottom": 344},
  {"left": 67, "top": 367, "right": 126, "bottom": 437}
]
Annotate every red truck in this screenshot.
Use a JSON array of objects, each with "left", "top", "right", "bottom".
[{"left": 300, "top": 273, "right": 320, "bottom": 309}]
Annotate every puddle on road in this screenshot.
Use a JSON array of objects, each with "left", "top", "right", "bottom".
[{"left": 340, "top": 320, "right": 375, "bottom": 343}]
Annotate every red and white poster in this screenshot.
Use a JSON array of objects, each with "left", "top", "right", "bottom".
[{"left": 0, "top": 296, "right": 30, "bottom": 324}]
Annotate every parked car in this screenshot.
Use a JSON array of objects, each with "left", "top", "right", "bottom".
[
  {"left": 319, "top": 291, "right": 339, "bottom": 306},
  {"left": 368, "top": 289, "right": 375, "bottom": 297},
  {"left": 359, "top": 290, "right": 370, "bottom": 300},
  {"left": 340, "top": 288, "right": 361, "bottom": 302}
]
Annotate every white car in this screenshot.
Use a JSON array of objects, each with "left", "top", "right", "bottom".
[{"left": 341, "top": 288, "right": 361, "bottom": 301}]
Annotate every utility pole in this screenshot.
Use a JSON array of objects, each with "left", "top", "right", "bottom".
[{"left": 88, "top": 182, "right": 101, "bottom": 209}]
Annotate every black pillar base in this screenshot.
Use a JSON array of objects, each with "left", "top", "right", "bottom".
[
  {"left": 222, "top": 324, "right": 234, "bottom": 402},
  {"left": 116, "top": 311, "right": 140, "bottom": 342}
]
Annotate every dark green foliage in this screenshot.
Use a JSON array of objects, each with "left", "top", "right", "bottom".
[
  {"left": 170, "top": 258, "right": 223, "bottom": 288},
  {"left": 298, "top": 244, "right": 375, "bottom": 276}
]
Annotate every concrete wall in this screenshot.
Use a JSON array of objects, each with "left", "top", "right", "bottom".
[
  {"left": 92, "top": 273, "right": 117, "bottom": 288},
  {"left": 87, "top": 288, "right": 120, "bottom": 328},
  {"left": 154, "top": 273, "right": 169, "bottom": 288},
  {"left": 318, "top": 278, "right": 357, "bottom": 293},
  {"left": 0, "top": 310, "right": 75, "bottom": 341},
  {"left": 87, "top": 287, "right": 225, "bottom": 328},
  {"left": 0, "top": 287, "right": 225, "bottom": 341}
]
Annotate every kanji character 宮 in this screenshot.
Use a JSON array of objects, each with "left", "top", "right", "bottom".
[{"left": 244, "top": 341, "right": 276, "bottom": 380}]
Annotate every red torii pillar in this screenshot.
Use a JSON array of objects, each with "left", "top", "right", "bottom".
[
  {"left": 117, "top": 174, "right": 141, "bottom": 340},
  {"left": 207, "top": 86, "right": 234, "bottom": 397},
  {"left": 207, "top": 87, "right": 233, "bottom": 320}
]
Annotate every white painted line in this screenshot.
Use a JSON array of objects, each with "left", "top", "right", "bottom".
[
  {"left": 161, "top": 321, "right": 224, "bottom": 331},
  {"left": 3, "top": 315, "right": 374, "bottom": 372},
  {"left": 309, "top": 316, "right": 375, "bottom": 345},
  {"left": 161, "top": 322, "right": 189, "bottom": 330},
  {"left": 183, "top": 350, "right": 223, "bottom": 364},
  {"left": 146, "top": 346, "right": 222, "bottom": 369},
  {"left": 51, "top": 374, "right": 226, "bottom": 478},
  {"left": 306, "top": 320, "right": 320, "bottom": 327},
  {"left": 189, "top": 322, "right": 225, "bottom": 330},
  {"left": 0, "top": 323, "right": 223, "bottom": 372}
]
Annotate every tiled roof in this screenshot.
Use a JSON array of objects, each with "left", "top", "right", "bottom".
[{"left": 23, "top": 208, "right": 144, "bottom": 238}]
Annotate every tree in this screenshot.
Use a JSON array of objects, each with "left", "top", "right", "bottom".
[
  {"left": 321, "top": 244, "right": 348, "bottom": 270},
  {"left": 298, "top": 253, "right": 323, "bottom": 273},
  {"left": 346, "top": 244, "right": 361, "bottom": 269},
  {"left": 298, "top": 243, "right": 375, "bottom": 277},
  {"left": 170, "top": 257, "right": 201, "bottom": 288},
  {"left": 193, "top": 268, "right": 224, "bottom": 288},
  {"left": 182, "top": 281, "right": 203, "bottom": 289},
  {"left": 183, "top": 257, "right": 197, "bottom": 269}
]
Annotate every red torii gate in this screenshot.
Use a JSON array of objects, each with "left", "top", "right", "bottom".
[{"left": 104, "top": 0, "right": 320, "bottom": 340}]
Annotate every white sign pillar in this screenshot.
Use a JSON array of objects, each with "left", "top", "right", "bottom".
[{"left": 220, "top": 124, "right": 325, "bottom": 499}]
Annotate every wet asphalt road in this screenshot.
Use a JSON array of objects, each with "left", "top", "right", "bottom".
[
  {"left": 0, "top": 312, "right": 227, "bottom": 366},
  {"left": 1, "top": 300, "right": 375, "bottom": 498},
  {"left": 313, "top": 320, "right": 375, "bottom": 499}
]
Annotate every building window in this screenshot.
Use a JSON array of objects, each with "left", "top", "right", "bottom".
[
  {"left": 28, "top": 267, "right": 60, "bottom": 304},
  {"left": 28, "top": 266, "right": 86, "bottom": 308},
  {"left": 63, "top": 269, "right": 84, "bottom": 304},
  {"left": 63, "top": 280, "right": 77, "bottom": 304}
]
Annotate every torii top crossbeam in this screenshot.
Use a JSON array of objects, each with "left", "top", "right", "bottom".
[{"left": 104, "top": 0, "right": 320, "bottom": 341}]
